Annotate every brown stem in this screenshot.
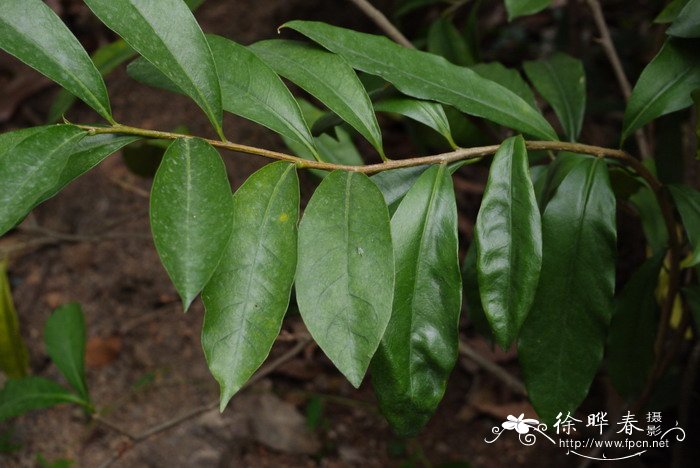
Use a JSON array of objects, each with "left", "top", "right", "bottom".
[
  {"left": 345, "top": 0, "right": 414, "bottom": 49},
  {"left": 585, "top": 0, "right": 652, "bottom": 160},
  {"left": 78, "top": 123, "right": 636, "bottom": 174}
]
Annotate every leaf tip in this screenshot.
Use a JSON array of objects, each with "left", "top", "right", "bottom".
[{"left": 219, "top": 385, "right": 240, "bottom": 412}]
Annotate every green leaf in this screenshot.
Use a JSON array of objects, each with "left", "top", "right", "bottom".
[
  {"left": 0, "top": 377, "right": 87, "bottom": 421},
  {"left": 630, "top": 186, "right": 669, "bottom": 255},
  {"left": 535, "top": 152, "right": 589, "bottom": 210},
  {"left": 622, "top": 39, "right": 700, "bottom": 142},
  {"left": 655, "top": 0, "right": 690, "bottom": 24},
  {"left": 519, "top": 158, "right": 617, "bottom": 422},
  {"left": 284, "top": 21, "right": 557, "bottom": 141},
  {"left": 607, "top": 253, "right": 664, "bottom": 399},
  {"left": 668, "top": 184, "right": 700, "bottom": 266},
  {"left": 0, "top": 259, "right": 28, "bottom": 379},
  {"left": 128, "top": 36, "right": 319, "bottom": 159},
  {"left": 296, "top": 171, "right": 394, "bottom": 387},
  {"left": 150, "top": 138, "right": 233, "bottom": 310},
  {"left": 84, "top": 0, "right": 223, "bottom": 137},
  {"left": 0, "top": 0, "right": 112, "bottom": 122},
  {"left": 202, "top": 162, "right": 299, "bottom": 410},
  {"left": 524, "top": 53, "right": 586, "bottom": 141},
  {"left": 374, "top": 98, "right": 457, "bottom": 149},
  {"left": 281, "top": 100, "right": 363, "bottom": 177},
  {"left": 48, "top": 40, "right": 136, "bottom": 123},
  {"left": 427, "top": 18, "right": 475, "bottom": 66},
  {"left": 504, "top": 0, "right": 551, "bottom": 21},
  {"left": 44, "top": 303, "right": 88, "bottom": 400},
  {"left": 475, "top": 136, "right": 542, "bottom": 349},
  {"left": 249, "top": 40, "right": 384, "bottom": 158},
  {"left": 667, "top": 0, "right": 700, "bottom": 37},
  {"left": 371, "top": 164, "right": 461, "bottom": 436},
  {"left": 37, "top": 134, "right": 139, "bottom": 204},
  {"left": 470, "top": 62, "right": 538, "bottom": 110},
  {"left": 0, "top": 125, "right": 86, "bottom": 236},
  {"left": 462, "top": 242, "right": 493, "bottom": 340},
  {"left": 371, "top": 166, "right": 430, "bottom": 215}
]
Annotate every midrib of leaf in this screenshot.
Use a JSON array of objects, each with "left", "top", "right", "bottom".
[
  {"left": 271, "top": 52, "right": 379, "bottom": 145},
  {"left": 549, "top": 159, "right": 600, "bottom": 395},
  {"left": 236, "top": 164, "right": 293, "bottom": 348},
  {"left": 406, "top": 164, "right": 446, "bottom": 397},
  {"left": 625, "top": 67, "right": 694, "bottom": 137},
  {"left": 506, "top": 152, "right": 516, "bottom": 330},
  {"left": 0, "top": 19, "right": 110, "bottom": 120},
  {"left": 342, "top": 172, "right": 359, "bottom": 376},
  {"left": 127, "top": 3, "right": 221, "bottom": 134},
  {"left": 309, "top": 31, "right": 550, "bottom": 138},
  {"left": 182, "top": 141, "right": 193, "bottom": 294},
  {"left": 233, "top": 60, "right": 317, "bottom": 158},
  {"left": 542, "top": 61, "right": 575, "bottom": 139}
]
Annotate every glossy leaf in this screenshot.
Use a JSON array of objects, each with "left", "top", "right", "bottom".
[
  {"left": 44, "top": 303, "right": 88, "bottom": 400},
  {"left": 202, "top": 162, "right": 299, "bottom": 410},
  {"left": 128, "top": 36, "right": 319, "bottom": 158},
  {"left": 84, "top": 0, "right": 223, "bottom": 137},
  {"left": 150, "top": 138, "right": 233, "bottom": 310},
  {"left": 296, "top": 171, "right": 394, "bottom": 387},
  {"left": 668, "top": 184, "right": 700, "bottom": 266},
  {"left": 38, "top": 134, "right": 139, "bottom": 204},
  {"left": 535, "top": 152, "right": 589, "bottom": 210},
  {"left": 0, "top": 0, "right": 112, "bottom": 122},
  {"left": 475, "top": 136, "right": 542, "bottom": 349},
  {"left": 524, "top": 53, "right": 586, "bottom": 141},
  {"left": 667, "top": 0, "right": 700, "bottom": 37},
  {"left": 630, "top": 186, "right": 669, "bottom": 255},
  {"left": 0, "top": 377, "right": 87, "bottom": 421},
  {"left": 607, "top": 253, "right": 664, "bottom": 399},
  {"left": 371, "top": 164, "right": 461, "bottom": 436},
  {"left": 285, "top": 21, "right": 557, "bottom": 140},
  {"left": 622, "top": 39, "right": 700, "bottom": 142},
  {"left": 471, "top": 62, "right": 538, "bottom": 110},
  {"left": 462, "top": 242, "right": 493, "bottom": 340},
  {"left": 281, "top": 100, "right": 363, "bottom": 177},
  {"left": 427, "top": 18, "right": 475, "bottom": 66},
  {"left": 371, "top": 166, "right": 430, "bottom": 215},
  {"left": 374, "top": 98, "right": 457, "bottom": 149},
  {"left": 0, "top": 125, "right": 86, "bottom": 236},
  {"left": 519, "top": 158, "right": 617, "bottom": 422},
  {"left": 0, "top": 259, "right": 28, "bottom": 379},
  {"left": 504, "top": 0, "right": 551, "bottom": 20},
  {"left": 250, "top": 40, "right": 384, "bottom": 158},
  {"left": 48, "top": 40, "right": 136, "bottom": 123}
]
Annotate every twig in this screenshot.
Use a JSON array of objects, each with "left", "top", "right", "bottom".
[
  {"left": 584, "top": 0, "right": 652, "bottom": 160},
  {"left": 345, "top": 0, "right": 414, "bottom": 49},
  {"left": 78, "top": 123, "right": 643, "bottom": 175},
  {"left": 458, "top": 339, "right": 527, "bottom": 397},
  {"left": 95, "top": 335, "right": 312, "bottom": 467}
]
